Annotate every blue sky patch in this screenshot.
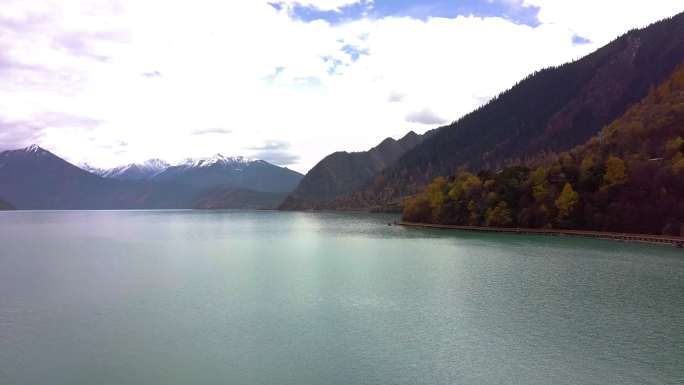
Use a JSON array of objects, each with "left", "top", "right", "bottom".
[
  {"left": 279, "top": 0, "right": 540, "bottom": 27},
  {"left": 322, "top": 56, "right": 345, "bottom": 74},
  {"left": 263, "top": 66, "right": 286, "bottom": 83},
  {"left": 572, "top": 34, "right": 592, "bottom": 45},
  {"left": 341, "top": 44, "right": 369, "bottom": 61},
  {"left": 268, "top": 2, "right": 284, "bottom": 11}
]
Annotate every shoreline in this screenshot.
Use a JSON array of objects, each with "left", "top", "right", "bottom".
[{"left": 397, "top": 221, "right": 684, "bottom": 248}]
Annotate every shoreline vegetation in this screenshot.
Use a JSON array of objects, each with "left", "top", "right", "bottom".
[{"left": 397, "top": 221, "right": 684, "bottom": 248}]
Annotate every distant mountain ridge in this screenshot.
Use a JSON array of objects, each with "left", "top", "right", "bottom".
[
  {"left": 0, "top": 145, "right": 302, "bottom": 209},
  {"left": 81, "top": 159, "right": 169, "bottom": 180},
  {"left": 102, "top": 159, "right": 170, "bottom": 180},
  {"left": 279, "top": 130, "right": 430, "bottom": 210},
  {"left": 152, "top": 154, "right": 302, "bottom": 193},
  {"left": 79, "top": 153, "right": 302, "bottom": 194},
  {"left": 176, "top": 154, "right": 252, "bottom": 169},
  {"left": 331, "top": 11, "right": 684, "bottom": 210},
  {"left": 0, "top": 145, "right": 194, "bottom": 209}
]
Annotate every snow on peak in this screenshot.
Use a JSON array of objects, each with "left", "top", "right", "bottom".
[
  {"left": 101, "top": 158, "right": 171, "bottom": 179},
  {"left": 72, "top": 153, "right": 265, "bottom": 180},
  {"left": 23, "top": 144, "right": 46, "bottom": 154},
  {"left": 179, "top": 154, "right": 254, "bottom": 169},
  {"left": 118, "top": 159, "right": 170, "bottom": 174},
  {"left": 79, "top": 163, "right": 106, "bottom": 176},
  {"left": 142, "top": 158, "right": 170, "bottom": 170}
]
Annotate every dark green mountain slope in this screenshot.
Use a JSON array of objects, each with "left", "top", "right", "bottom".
[
  {"left": 404, "top": 60, "right": 684, "bottom": 235},
  {"left": 280, "top": 131, "right": 428, "bottom": 210},
  {"left": 342, "top": 12, "right": 684, "bottom": 209}
]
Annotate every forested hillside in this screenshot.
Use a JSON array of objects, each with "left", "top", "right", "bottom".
[
  {"left": 339, "top": 12, "right": 684, "bottom": 210},
  {"left": 403, "top": 62, "right": 684, "bottom": 236}
]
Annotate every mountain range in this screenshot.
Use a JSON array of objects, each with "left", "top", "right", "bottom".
[
  {"left": 0, "top": 145, "right": 302, "bottom": 210},
  {"left": 81, "top": 159, "right": 170, "bottom": 180},
  {"left": 81, "top": 154, "right": 302, "bottom": 193},
  {"left": 281, "top": 11, "right": 684, "bottom": 211},
  {"left": 153, "top": 155, "right": 302, "bottom": 193}
]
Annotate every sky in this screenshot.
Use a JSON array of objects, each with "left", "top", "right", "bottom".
[{"left": 1, "top": 0, "right": 683, "bottom": 173}]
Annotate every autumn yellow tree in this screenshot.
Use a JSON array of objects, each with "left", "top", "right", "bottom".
[
  {"left": 580, "top": 155, "right": 594, "bottom": 176},
  {"left": 467, "top": 200, "right": 480, "bottom": 226},
  {"left": 673, "top": 153, "right": 684, "bottom": 175},
  {"left": 665, "top": 137, "right": 684, "bottom": 157},
  {"left": 530, "top": 167, "right": 549, "bottom": 203},
  {"left": 462, "top": 174, "right": 483, "bottom": 198},
  {"left": 425, "top": 177, "right": 447, "bottom": 221},
  {"left": 402, "top": 195, "right": 431, "bottom": 223},
  {"left": 555, "top": 183, "right": 579, "bottom": 220},
  {"left": 425, "top": 177, "right": 446, "bottom": 207},
  {"left": 603, "top": 155, "right": 627, "bottom": 186},
  {"left": 485, "top": 202, "right": 513, "bottom": 227}
]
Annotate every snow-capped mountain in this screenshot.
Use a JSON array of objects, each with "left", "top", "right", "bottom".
[
  {"left": 23, "top": 144, "right": 48, "bottom": 154},
  {"left": 0, "top": 145, "right": 191, "bottom": 209},
  {"left": 153, "top": 154, "right": 301, "bottom": 193},
  {"left": 0, "top": 144, "right": 303, "bottom": 209},
  {"left": 75, "top": 151, "right": 302, "bottom": 193},
  {"left": 0, "top": 145, "right": 65, "bottom": 170},
  {"left": 100, "top": 159, "right": 170, "bottom": 180},
  {"left": 79, "top": 162, "right": 107, "bottom": 176},
  {"left": 79, "top": 159, "right": 170, "bottom": 180},
  {"left": 176, "top": 154, "right": 255, "bottom": 169}
]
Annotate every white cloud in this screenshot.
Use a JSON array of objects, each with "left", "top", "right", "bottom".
[
  {"left": 406, "top": 108, "right": 447, "bottom": 125},
  {"left": 524, "top": 0, "right": 684, "bottom": 46},
  {"left": 0, "top": 0, "right": 682, "bottom": 173},
  {"left": 277, "top": 0, "right": 364, "bottom": 11}
]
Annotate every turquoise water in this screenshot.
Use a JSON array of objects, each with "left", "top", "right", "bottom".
[{"left": 0, "top": 210, "right": 683, "bottom": 385}]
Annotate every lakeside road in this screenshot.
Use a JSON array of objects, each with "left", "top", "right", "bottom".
[{"left": 397, "top": 221, "right": 684, "bottom": 248}]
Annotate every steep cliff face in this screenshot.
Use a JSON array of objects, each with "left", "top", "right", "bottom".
[
  {"left": 280, "top": 131, "right": 428, "bottom": 210},
  {"left": 339, "top": 12, "right": 684, "bottom": 209}
]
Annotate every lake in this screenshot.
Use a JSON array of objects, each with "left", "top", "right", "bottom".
[{"left": 0, "top": 210, "right": 683, "bottom": 385}]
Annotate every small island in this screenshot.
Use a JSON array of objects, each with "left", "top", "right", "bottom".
[{"left": 0, "top": 199, "right": 15, "bottom": 210}]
